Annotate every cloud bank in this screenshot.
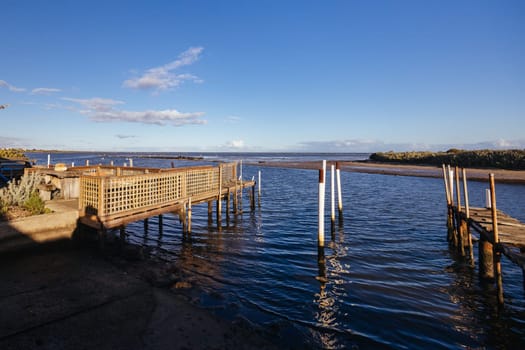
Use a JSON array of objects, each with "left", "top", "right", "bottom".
[
  {"left": 123, "top": 47, "right": 204, "bottom": 92},
  {"left": 31, "top": 87, "right": 62, "bottom": 95},
  {"left": 0, "top": 80, "right": 26, "bottom": 93},
  {"left": 63, "top": 97, "right": 206, "bottom": 126},
  {"left": 297, "top": 139, "right": 525, "bottom": 153}
]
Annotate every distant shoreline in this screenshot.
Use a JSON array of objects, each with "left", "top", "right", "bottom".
[{"left": 252, "top": 160, "right": 525, "bottom": 184}]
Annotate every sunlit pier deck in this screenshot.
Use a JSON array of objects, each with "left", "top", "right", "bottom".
[{"left": 75, "top": 163, "right": 255, "bottom": 231}]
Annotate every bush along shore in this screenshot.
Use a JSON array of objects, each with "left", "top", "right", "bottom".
[{"left": 369, "top": 149, "right": 525, "bottom": 170}]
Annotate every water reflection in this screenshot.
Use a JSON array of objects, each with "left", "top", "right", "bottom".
[
  {"left": 314, "top": 223, "right": 350, "bottom": 349},
  {"left": 446, "top": 241, "right": 525, "bottom": 348}
]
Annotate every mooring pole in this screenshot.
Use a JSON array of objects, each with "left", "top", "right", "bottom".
[
  {"left": 489, "top": 174, "right": 504, "bottom": 305},
  {"left": 331, "top": 164, "right": 335, "bottom": 233},
  {"left": 318, "top": 169, "right": 325, "bottom": 247},
  {"left": 158, "top": 214, "right": 163, "bottom": 235},
  {"left": 336, "top": 162, "right": 343, "bottom": 219}
]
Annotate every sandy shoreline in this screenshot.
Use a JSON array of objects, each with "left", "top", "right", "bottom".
[{"left": 251, "top": 160, "right": 525, "bottom": 184}]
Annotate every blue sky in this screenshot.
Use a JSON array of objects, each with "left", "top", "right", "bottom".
[{"left": 1, "top": 0, "right": 524, "bottom": 152}]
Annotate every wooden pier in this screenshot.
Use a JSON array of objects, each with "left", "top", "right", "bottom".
[
  {"left": 443, "top": 165, "right": 525, "bottom": 305},
  {"left": 26, "top": 162, "right": 256, "bottom": 241},
  {"left": 75, "top": 163, "right": 255, "bottom": 233}
]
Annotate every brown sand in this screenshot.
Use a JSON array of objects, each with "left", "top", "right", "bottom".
[{"left": 251, "top": 160, "right": 525, "bottom": 184}]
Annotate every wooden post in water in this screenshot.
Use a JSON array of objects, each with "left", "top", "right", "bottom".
[
  {"left": 120, "top": 225, "right": 126, "bottom": 242},
  {"left": 455, "top": 166, "right": 465, "bottom": 257},
  {"left": 479, "top": 178, "right": 495, "bottom": 280},
  {"left": 180, "top": 205, "right": 187, "bottom": 233},
  {"left": 226, "top": 190, "right": 231, "bottom": 223},
  {"left": 208, "top": 201, "right": 213, "bottom": 225},
  {"left": 144, "top": 218, "right": 149, "bottom": 235},
  {"left": 318, "top": 169, "right": 325, "bottom": 247},
  {"left": 442, "top": 164, "right": 454, "bottom": 242},
  {"left": 86, "top": 159, "right": 90, "bottom": 166},
  {"left": 129, "top": 158, "right": 133, "bottom": 167},
  {"left": 158, "top": 215, "right": 163, "bottom": 235},
  {"left": 233, "top": 182, "right": 238, "bottom": 214},
  {"left": 251, "top": 181, "right": 256, "bottom": 211},
  {"left": 217, "top": 165, "right": 223, "bottom": 228},
  {"left": 447, "top": 165, "right": 458, "bottom": 247},
  {"left": 331, "top": 164, "right": 335, "bottom": 233},
  {"left": 462, "top": 168, "right": 474, "bottom": 267},
  {"left": 187, "top": 198, "right": 192, "bottom": 234},
  {"left": 47, "top": 154, "right": 51, "bottom": 168},
  {"left": 258, "top": 170, "right": 262, "bottom": 206},
  {"left": 336, "top": 162, "right": 343, "bottom": 220},
  {"left": 489, "top": 174, "right": 504, "bottom": 305}
]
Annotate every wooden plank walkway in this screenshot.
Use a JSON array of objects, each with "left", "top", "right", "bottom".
[{"left": 443, "top": 164, "right": 525, "bottom": 304}]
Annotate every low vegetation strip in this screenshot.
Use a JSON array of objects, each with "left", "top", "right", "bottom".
[{"left": 369, "top": 149, "right": 525, "bottom": 170}]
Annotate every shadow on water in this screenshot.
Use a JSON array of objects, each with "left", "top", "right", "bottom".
[{"left": 446, "top": 238, "right": 525, "bottom": 349}]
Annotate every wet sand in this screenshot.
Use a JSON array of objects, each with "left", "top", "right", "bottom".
[
  {"left": 0, "top": 242, "right": 280, "bottom": 350},
  {"left": 252, "top": 160, "right": 525, "bottom": 184}
]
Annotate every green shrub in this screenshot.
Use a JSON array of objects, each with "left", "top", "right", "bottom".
[
  {"left": 23, "top": 192, "right": 50, "bottom": 215},
  {"left": 0, "top": 172, "right": 44, "bottom": 207}
]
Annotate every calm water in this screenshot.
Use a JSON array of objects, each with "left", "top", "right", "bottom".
[{"left": 29, "top": 152, "right": 525, "bottom": 349}]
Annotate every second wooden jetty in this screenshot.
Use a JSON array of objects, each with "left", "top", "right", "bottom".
[{"left": 442, "top": 165, "right": 525, "bottom": 305}]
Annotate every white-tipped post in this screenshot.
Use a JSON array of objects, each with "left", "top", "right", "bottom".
[
  {"left": 258, "top": 170, "right": 261, "bottom": 197},
  {"left": 485, "top": 189, "right": 492, "bottom": 208},
  {"left": 129, "top": 158, "right": 133, "bottom": 167},
  {"left": 322, "top": 160, "right": 327, "bottom": 183},
  {"left": 331, "top": 164, "right": 335, "bottom": 230},
  {"left": 448, "top": 165, "right": 454, "bottom": 201},
  {"left": 336, "top": 162, "right": 343, "bottom": 215},
  {"left": 318, "top": 169, "right": 325, "bottom": 247},
  {"left": 47, "top": 154, "right": 51, "bottom": 168}
]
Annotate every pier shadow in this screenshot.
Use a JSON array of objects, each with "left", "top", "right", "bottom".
[{"left": 446, "top": 239, "right": 525, "bottom": 348}]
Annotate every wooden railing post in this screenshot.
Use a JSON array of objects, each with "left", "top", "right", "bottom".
[
  {"left": 217, "top": 165, "right": 223, "bottom": 228},
  {"left": 462, "top": 168, "right": 474, "bottom": 267},
  {"left": 455, "top": 166, "right": 465, "bottom": 256},
  {"left": 490, "top": 174, "right": 504, "bottom": 305}
]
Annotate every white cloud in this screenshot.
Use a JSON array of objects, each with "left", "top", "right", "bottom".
[
  {"left": 224, "top": 139, "right": 245, "bottom": 149},
  {"left": 31, "top": 87, "right": 62, "bottom": 95},
  {"left": 0, "top": 80, "right": 26, "bottom": 93},
  {"left": 90, "top": 109, "right": 206, "bottom": 126},
  {"left": 123, "top": 47, "right": 204, "bottom": 92},
  {"left": 63, "top": 96, "right": 206, "bottom": 126},
  {"left": 116, "top": 134, "right": 137, "bottom": 139}
]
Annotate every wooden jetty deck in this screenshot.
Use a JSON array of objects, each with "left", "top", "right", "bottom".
[
  {"left": 77, "top": 163, "right": 255, "bottom": 231},
  {"left": 443, "top": 165, "right": 525, "bottom": 305},
  {"left": 27, "top": 162, "right": 255, "bottom": 235}
]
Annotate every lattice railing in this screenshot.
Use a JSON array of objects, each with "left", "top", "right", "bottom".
[{"left": 79, "top": 163, "right": 238, "bottom": 220}]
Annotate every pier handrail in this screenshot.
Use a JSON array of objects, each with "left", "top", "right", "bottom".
[{"left": 79, "top": 162, "right": 237, "bottom": 223}]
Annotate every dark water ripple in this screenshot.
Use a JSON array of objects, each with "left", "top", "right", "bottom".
[{"left": 29, "top": 152, "right": 525, "bottom": 349}]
